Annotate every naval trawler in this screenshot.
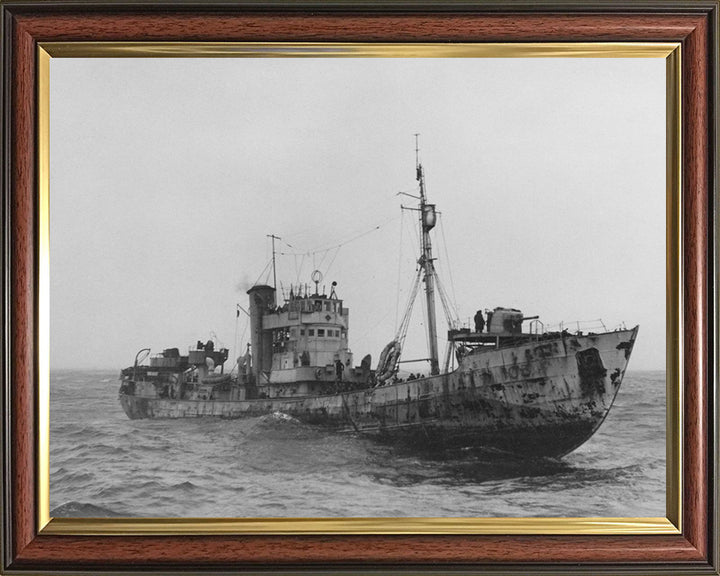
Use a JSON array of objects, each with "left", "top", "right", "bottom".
[{"left": 119, "top": 146, "right": 637, "bottom": 459}]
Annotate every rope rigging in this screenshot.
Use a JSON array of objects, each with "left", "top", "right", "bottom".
[
  {"left": 275, "top": 216, "right": 397, "bottom": 286},
  {"left": 394, "top": 206, "right": 406, "bottom": 330},
  {"left": 395, "top": 267, "right": 424, "bottom": 347},
  {"left": 434, "top": 270, "right": 460, "bottom": 329},
  {"left": 438, "top": 214, "right": 460, "bottom": 317},
  {"left": 251, "top": 258, "right": 274, "bottom": 287},
  {"left": 374, "top": 267, "right": 423, "bottom": 386}
]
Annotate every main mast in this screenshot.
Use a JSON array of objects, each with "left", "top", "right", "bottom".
[{"left": 415, "top": 136, "right": 440, "bottom": 376}]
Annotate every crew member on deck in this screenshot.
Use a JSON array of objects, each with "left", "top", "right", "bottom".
[
  {"left": 474, "top": 310, "right": 485, "bottom": 333},
  {"left": 335, "top": 359, "right": 344, "bottom": 384}
]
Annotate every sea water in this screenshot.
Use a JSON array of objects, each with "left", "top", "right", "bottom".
[{"left": 49, "top": 370, "right": 665, "bottom": 518}]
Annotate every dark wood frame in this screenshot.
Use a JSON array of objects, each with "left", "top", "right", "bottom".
[{"left": 1, "top": 1, "right": 717, "bottom": 573}]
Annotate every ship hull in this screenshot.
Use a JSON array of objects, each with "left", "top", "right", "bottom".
[{"left": 119, "top": 327, "right": 638, "bottom": 458}]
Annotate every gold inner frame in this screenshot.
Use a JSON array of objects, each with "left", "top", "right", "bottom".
[{"left": 36, "top": 41, "right": 682, "bottom": 536}]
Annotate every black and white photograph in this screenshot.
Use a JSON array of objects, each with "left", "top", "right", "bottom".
[{"left": 49, "top": 55, "right": 666, "bottom": 519}]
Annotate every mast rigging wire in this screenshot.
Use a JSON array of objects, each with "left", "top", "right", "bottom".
[
  {"left": 306, "top": 216, "right": 397, "bottom": 254},
  {"left": 434, "top": 271, "right": 460, "bottom": 329},
  {"left": 279, "top": 217, "right": 397, "bottom": 259},
  {"left": 394, "top": 207, "right": 406, "bottom": 330},
  {"left": 323, "top": 246, "right": 342, "bottom": 278},
  {"left": 251, "top": 259, "right": 273, "bottom": 287},
  {"left": 276, "top": 216, "right": 398, "bottom": 291},
  {"left": 394, "top": 267, "right": 424, "bottom": 348},
  {"left": 438, "top": 214, "right": 459, "bottom": 315}
]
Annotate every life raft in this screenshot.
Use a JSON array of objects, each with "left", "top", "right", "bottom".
[{"left": 375, "top": 340, "right": 401, "bottom": 385}]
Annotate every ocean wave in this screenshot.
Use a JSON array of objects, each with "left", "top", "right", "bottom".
[
  {"left": 50, "top": 467, "right": 97, "bottom": 484},
  {"left": 172, "top": 480, "right": 200, "bottom": 491},
  {"left": 51, "top": 501, "right": 128, "bottom": 517},
  {"left": 263, "top": 412, "right": 301, "bottom": 424}
]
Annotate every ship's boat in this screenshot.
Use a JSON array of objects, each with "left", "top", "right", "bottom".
[{"left": 118, "top": 149, "right": 638, "bottom": 459}]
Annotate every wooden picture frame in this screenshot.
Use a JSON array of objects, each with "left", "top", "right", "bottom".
[{"left": 1, "top": 1, "right": 717, "bottom": 573}]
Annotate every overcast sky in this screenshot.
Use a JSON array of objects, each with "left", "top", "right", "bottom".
[{"left": 49, "top": 57, "right": 666, "bottom": 371}]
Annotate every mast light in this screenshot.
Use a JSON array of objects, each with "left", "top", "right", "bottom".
[{"left": 423, "top": 204, "right": 437, "bottom": 230}]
